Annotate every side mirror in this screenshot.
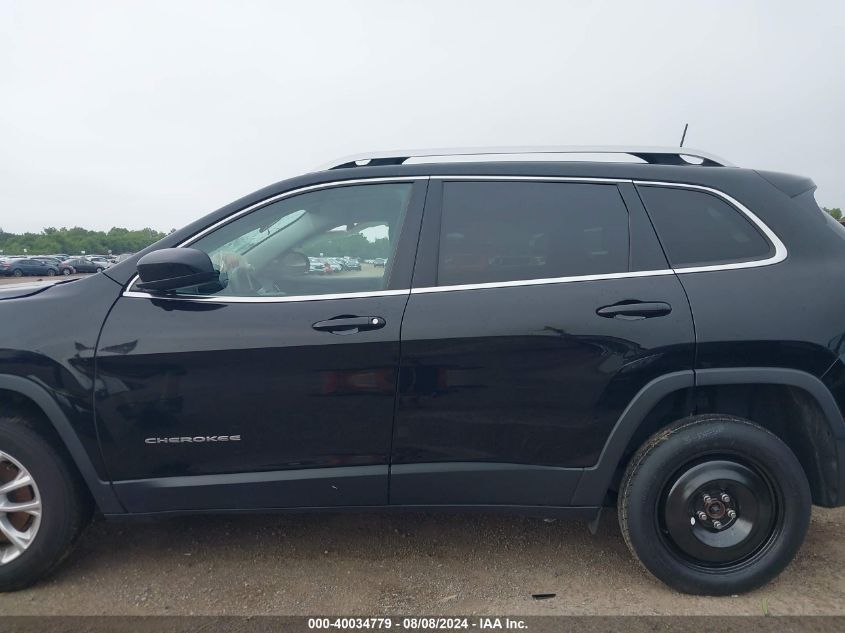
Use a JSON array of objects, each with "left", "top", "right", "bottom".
[{"left": 136, "top": 248, "right": 222, "bottom": 292}]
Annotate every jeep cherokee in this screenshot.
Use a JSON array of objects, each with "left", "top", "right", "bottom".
[{"left": 1, "top": 146, "right": 843, "bottom": 595}]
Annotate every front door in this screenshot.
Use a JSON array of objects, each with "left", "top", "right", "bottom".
[
  {"left": 392, "top": 178, "right": 695, "bottom": 507},
  {"left": 95, "top": 179, "right": 426, "bottom": 513}
]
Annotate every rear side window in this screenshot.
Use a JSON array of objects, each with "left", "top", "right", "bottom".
[
  {"left": 638, "top": 186, "right": 772, "bottom": 268},
  {"left": 437, "top": 181, "right": 629, "bottom": 286}
]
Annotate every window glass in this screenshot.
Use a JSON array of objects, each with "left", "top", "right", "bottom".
[
  {"left": 150, "top": 183, "right": 412, "bottom": 297},
  {"left": 437, "top": 181, "right": 629, "bottom": 286},
  {"left": 638, "top": 186, "right": 772, "bottom": 268}
]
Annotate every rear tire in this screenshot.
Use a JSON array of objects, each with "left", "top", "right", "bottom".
[
  {"left": 618, "top": 414, "right": 810, "bottom": 595},
  {"left": 0, "top": 416, "right": 91, "bottom": 592},
  {"left": 47, "top": 269, "right": 56, "bottom": 277},
  {"left": 12, "top": 269, "right": 22, "bottom": 278},
  {"left": 61, "top": 269, "right": 71, "bottom": 276}
]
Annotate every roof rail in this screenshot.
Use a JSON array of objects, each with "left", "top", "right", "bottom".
[{"left": 316, "top": 146, "right": 734, "bottom": 171}]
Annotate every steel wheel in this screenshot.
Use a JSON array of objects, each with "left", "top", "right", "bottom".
[
  {"left": 62, "top": 268, "right": 71, "bottom": 276},
  {"left": 0, "top": 450, "right": 42, "bottom": 565},
  {"left": 659, "top": 458, "right": 780, "bottom": 569}
]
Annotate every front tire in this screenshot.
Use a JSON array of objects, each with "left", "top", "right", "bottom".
[
  {"left": 0, "top": 416, "right": 91, "bottom": 592},
  {"left": 618, "top": 415, "right": 810, "bottom": 595},
  {"left": 12, "top": 269, "right": 22, "bottom": 278}
]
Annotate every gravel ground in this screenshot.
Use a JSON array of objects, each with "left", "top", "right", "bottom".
[{"left": 0, "top": 507, "right": 842, "bottom": 616}]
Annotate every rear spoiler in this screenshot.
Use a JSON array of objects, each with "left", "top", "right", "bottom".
[{"left": 755, "top": 170, "right": 816, "bottom": 198}]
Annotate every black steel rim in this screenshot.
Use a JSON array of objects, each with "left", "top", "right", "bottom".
[{"left": 657, "top": 455, "right": 782, "bottom": 570}]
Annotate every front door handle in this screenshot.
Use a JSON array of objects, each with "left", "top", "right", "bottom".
[
  {"left": 596, "top": 301, "right": 672, "bottom": 320},
  {"left": 312, "top": 316, "right": 386, "bottom": 335}
]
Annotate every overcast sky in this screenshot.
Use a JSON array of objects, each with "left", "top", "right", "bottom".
[{"left": 1, "top": 0, "right": 843, "bottom": 234}]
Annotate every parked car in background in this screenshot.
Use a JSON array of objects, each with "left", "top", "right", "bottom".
[
  {"left": 60, "top": 258, "right": 106, "bottom": 274},
  {"left": 33, "top": 257, "right": 63, "bottom": 269},
  {"left": 57, "top": 261, "right": 77, "bottom": 276},
  {"left": 342, "top": 257, "right": 362, "bottom": 270},
  {"left": 0, "top": 258, "right": 59, "bottom": 277},
  {"left": 325, "top": 258, "right": 342, "bottom": 272},
  {"left": 328, "top": 257, "right": 347, "bottom": 271},
  {"left": 373, "top": 258, "right": 387, "bottom": 267},
  {"left": 308, "top": 258, "right": 331, "bottom": 274}
]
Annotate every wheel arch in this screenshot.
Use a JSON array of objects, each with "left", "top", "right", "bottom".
[
  {"left": 572, "top": 368, "right": 845, "bottom": 507},
  {"left": 0, "top": 374, "right": 124, "bottom": 514}
]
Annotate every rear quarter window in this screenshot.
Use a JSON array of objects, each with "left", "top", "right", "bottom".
[{"left": 638, "top": 185, "right": 773, "bottom": 268}]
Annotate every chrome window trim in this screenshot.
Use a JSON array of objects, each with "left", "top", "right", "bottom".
[
  {"left": 121, "top": 289, "right": 410, "bottom": 303},
  {"left": 123, "top": 176, "right": 425, "bottom": 301},
  {"left": 121, "top": 175, "right": 786, "bottom": 303},
  {"left": 182, "top": 176, "right": 426, "bottom": 247},
  {"left": 410, "top": 269, "right": 676, "bottom": 295}
]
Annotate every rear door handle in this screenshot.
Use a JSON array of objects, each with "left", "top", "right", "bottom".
[
  {"left": 596, "top": 302, "right": 672, "bottom": 320},
  {"left": 312, "top": 316, "right": 386, "bottom": 335}
]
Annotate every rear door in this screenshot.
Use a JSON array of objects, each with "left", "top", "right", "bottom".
[
  {"left": 391, "top": 177, "right": 695, "bottom": 507},
  {"left": 95, "top": 178, "right": 427, "bottom": 513}
]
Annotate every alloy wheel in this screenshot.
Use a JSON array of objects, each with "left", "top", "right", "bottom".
[{"left": 0, "top": 450, "right": 42, "bottom": 565}]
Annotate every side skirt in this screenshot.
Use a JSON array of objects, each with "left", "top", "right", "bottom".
[
  {"left": 390, "top": 462, "right": 584, "bottom": 506},
  {"left": 112, "top": 465, "right": 388, "bottom": 513},
  {"left": 103, "top": 504, "right": 600, "bottom": 522}
]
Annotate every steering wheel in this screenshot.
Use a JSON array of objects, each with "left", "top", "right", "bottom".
[{"left": 227, "top": 265, "right": 263, "bottom": 295}]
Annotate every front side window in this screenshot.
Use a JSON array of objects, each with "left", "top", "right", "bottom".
[
  {"left": 437, "top": 181, "right": 630, "bottom": 287},
  {"left": 637, "top": 186, "right": 773, "bottom": 268},
  {"left": 146, "top": 182, "right": 412, "bottom": 297}
]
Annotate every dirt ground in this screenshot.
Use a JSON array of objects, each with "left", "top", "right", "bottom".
[{"left": 0, "top": 507, "right": 842, "bottom": 616}]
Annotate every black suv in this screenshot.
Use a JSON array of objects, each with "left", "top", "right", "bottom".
[{"left": 1, "top": 147, "right": 843, "bottom": 595}]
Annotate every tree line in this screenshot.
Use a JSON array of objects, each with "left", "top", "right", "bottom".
[
  {"left": 303, "top": 232, "right": 393, "bottom": 259},
  {"left": 0, "top": 226, "right": 170, "bottom": 256}
]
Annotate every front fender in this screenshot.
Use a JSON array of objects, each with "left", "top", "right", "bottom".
[{"left": 0, "top": 373, "right": 123, "bottom": 513}]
